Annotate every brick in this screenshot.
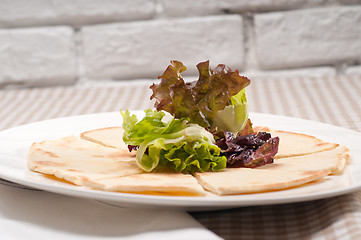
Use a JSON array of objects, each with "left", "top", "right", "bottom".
[
  {"left": 225, "top": 0, "right": 330, "bottom": 12},
  {"left": 80, "top": 15, "right": 244, "bottom": 80},
  {"left": 0, "top": 27, "right": 76, "bottom": 86},
  {"left": 345, "top": 65, "right": 361, "bottom": 75},
  {"left": 160, "top": 0, "right": 326, "bottom": 17},
  {"left": 0, "top": 0, "right": 154, "bottom": 28},
  {"left": 244, "top": 67, "right": 336, "bottom": 79},
  {"left": 160, "top": 0, "right": 225, "bottom": 17},
  {"left": 254, "top": 6, "right": 361, "bottom": 70},
  {"left": 337, "top": 0, "right": 361, "bottom": 4}
]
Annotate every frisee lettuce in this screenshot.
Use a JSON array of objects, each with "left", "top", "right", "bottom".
[
  {"left": 150, "top": 60, "right": 250, "bottom": 133},
  {"left": 121, "top": 109, "right": 227, "bottom": 173}
]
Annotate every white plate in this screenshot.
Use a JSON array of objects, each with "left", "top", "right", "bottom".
[{"left": 0, "top": 112, "right": 360, "bottom": 211}]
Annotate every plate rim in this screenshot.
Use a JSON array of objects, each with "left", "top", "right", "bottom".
[{"left": 0, "top": 111, "right": 360, "bottom": 210}]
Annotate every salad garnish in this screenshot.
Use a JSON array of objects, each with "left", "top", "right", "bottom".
[
  {"left": 150, "top": 60, "right": 250, "bottom": 134},
  {"left": 121, "top": 60, "right": 279, "bottom": 173},
  {"left": 216, "top": 131, "right": 279, "bottom": 168},
  {"left": 121, "top": 109, "right": 226, "bottom": 173}
]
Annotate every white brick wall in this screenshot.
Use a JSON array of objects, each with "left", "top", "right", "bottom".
[
  {"left": 0, "top": 0, "right": 154, "bottom": 27},
  {"left": 161, "top": 0, "right": 329, "bottom": 17},
  {"left": 0, "top": 26, "right": 76, "bottom": 87},
  {"left": 254, "top": 6, "right": 361, "bottom": 70},
  {"left": 0, "top": 0, "right": 360, "bottom": 87},
  {"left": 80, "top": 15, "right": 244, "bottom": 80}
]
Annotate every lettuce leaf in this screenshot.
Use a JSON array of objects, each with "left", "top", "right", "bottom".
[
  {"left": 213, "top": 88, "right": 249, "bottom": 133},
  {"left": 216, "top": 131, "right": 279, "bottom": 168},
  {"left": 150, "top": 60, "right": 250, "bottom": 133},
  {"left": 121, "top": 109, "right": 227, "bottom": 173}
]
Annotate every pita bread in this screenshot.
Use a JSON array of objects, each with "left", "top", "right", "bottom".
[
  {"left": 28, "top": 126, "right": 350, "bottom": 196},
  {"left": 194, "top": 146, "right": 349, "bottom": 195},
  {"left": 268, "top": 130, "right": 339, "bottom": 158},
  {"left": 253, "top": 127, "right": 339, "bottom": 159},
  {"left": 272, "top": 146, "right": 349, "bottom": 175},
  {"left": 81, "top": 127, "right": 127, "bottom": 149},
  {"left": 28, "top": 136, "right": 142, "bottom": 185},
  {"left": 194, "top": 168, "right": 330, "bottom": 195},
  {"left": 82, "top": 126, "right": 340, "bottom": 160},
  {"left": 84, "top": 172, "right": 206, "bottom": 196},
  {"left": 28, "top": 136, "right": 205, "bottom": 196}
]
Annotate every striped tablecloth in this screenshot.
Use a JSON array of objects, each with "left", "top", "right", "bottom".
[{"left": 1, "top": 75, "right": 361, "bottom": 239}]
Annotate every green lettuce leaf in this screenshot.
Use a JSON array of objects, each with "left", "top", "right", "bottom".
[
  {"left": 121, "top": 110, "right": 227, "bottom": 173},
  {"left": 213, "top": 88, "right": 249, "bottom": 133},
  {"left": 150, "top": 60, "right": 250, "bottom": 133}
]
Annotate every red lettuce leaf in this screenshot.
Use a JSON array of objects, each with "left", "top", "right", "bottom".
[
  {"left": 216, "top": 131, "right": 279, "bottom": 168},
  {"left": 150, "top": 60, "right": 250, "bottom": 130}
]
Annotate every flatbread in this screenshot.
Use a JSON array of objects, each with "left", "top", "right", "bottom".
[
  {"left": 28, "top": 126, "right": 350, "bottom": 196},
  {"left": 28, "top": 136, "right": 142, "bottom": 185},
  {"left": 271, "top": 146, "right": 349, "bottom": 175},
  {"left": 194, "top": 145, "right": 349, "bottom": 195},
  {"left": 84, "top": 172, "right": 206, "bottom": 196},
  {"left": 83, "top": 127, "right": 340, "bottom": 160},
  {"left": 268, "top": 130, "right": 339, "bottom": 158},
  {"left": 28, "top": 135, "right": 205, "bottom": 196},
  {"left": 194, "top": 168, "right": 329, "bottom": 195},
  {"left": 81, "top": 127, "right": 127, "bottom": 149}
]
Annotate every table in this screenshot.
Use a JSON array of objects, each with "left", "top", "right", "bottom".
[{"left": 1, "top": 75, "right": 361, "bottom": 239}]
